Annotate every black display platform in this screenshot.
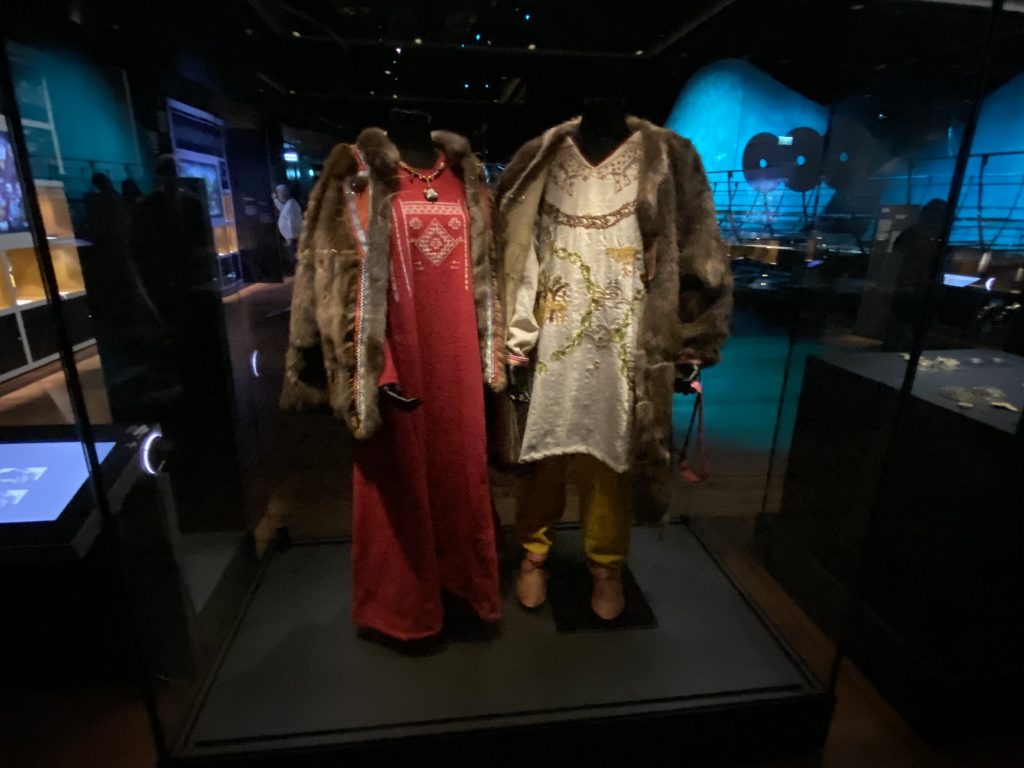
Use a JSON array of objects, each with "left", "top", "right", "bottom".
[
  {"left": 175, "top": 524, "right": 831, "bottom": 765},
  {"left": 547, "top": 562, "right": 657, "bottom": 633}
]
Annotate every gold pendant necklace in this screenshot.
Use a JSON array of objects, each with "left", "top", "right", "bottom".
[{"left": 398, "top": 159, "right": 446, "bottom": 202}]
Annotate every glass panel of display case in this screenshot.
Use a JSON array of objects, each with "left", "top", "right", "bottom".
[
  {"left": 2, "top": 37, "right": 259, "bottom": 751},
  {"left": 747, "top": 0, "right": 1018, "bottom": 735},
  {"left": 4, "top": 1, "right": 1020, "bottom": 763},
  {"left": 0, "top": 86, "right": 146, "bottom": 766},
  {"left": 852, "top": 9, "right": 1024, "bottom": 737}
]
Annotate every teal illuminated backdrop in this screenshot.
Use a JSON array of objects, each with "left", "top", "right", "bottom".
[
  {"left": 8, "top": 41, "right": 145, "bottom": 197},
  {"left": 667, "top": 59, "right": 1024, "bottom": 251}
]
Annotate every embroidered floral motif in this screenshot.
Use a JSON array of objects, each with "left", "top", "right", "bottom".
[
  {"left": 547, "top": 136, "right": 641, "bottom": 196},
  {"left": 537, "top": 245, "right": 645, "bottom": 377},
  {"left": 536, "top": 272, "right": 571, "bottom": 326},
  {"left": 413, "top": 219, "right": 460, "bottom": 266},
  {"left": 409, "top": 216, "right": 423, "bottom": 230},
  {"left": 606, "top": 245, "right": 642, "bottom": 276},
  {"left": 515, "top": 129, "right": 646, "bottom": 471},
  {"left": 448, "top": 217, "right": 462, "bottom": 229}
]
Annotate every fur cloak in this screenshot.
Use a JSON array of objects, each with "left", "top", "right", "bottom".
[
  {"left": 497, "top": 116, "right": 732, "bottom": 524},
  {"left": 280, "top": 128, "right": 505, "bottom": 438}
]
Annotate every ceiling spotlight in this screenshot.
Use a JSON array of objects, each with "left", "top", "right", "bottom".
[
  {"left": 289, "top": 89, "right": 296, "bottom": 95},
  {"left": 464, "top": 82, "right": 470, "bottom": 89},
  {"left": 414, "top": 37, "right": 423, "bottom": 44},
  {"left": 634, "top": 50, "right": 644, "bottom": 56},
  {"left": 395, "top": 46, "right": 402, "bottom": 54},
  {"left": 385, "top": 70, "right": 392, "bottom": 75},
  {"left": 525, "top": 12, "right": 531, "bottom": 20},
  {"left": 370, "top": 90, "right": 376, "bottom": 96},
  {"left": 528, "top": 43, "right": 536, "bottom": 50},
  {"left": 291, "top": 30, "right": 301, "bottom": 38},
  {"left": 475, "top": 33, "right": 481, "bottom": 41},
  {"left": 392, "top": 93, "right": 398, "bottom": 99},
  {"left": 485, "top": 83, "right": 491, "bottom": 89},
  {"left": 245, "top": 28, "right": 253, "bottom": 35}
]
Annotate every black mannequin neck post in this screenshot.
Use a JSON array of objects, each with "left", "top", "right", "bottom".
[
  {"left": 576, "top": 97, "right": 630, "bottom": 165},
  {"left": 389, "top": 109, "right": 438, "bottom": 169}
]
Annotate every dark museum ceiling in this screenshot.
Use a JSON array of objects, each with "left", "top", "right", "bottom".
[{"left": 9, "top": 0, "right": 1024, "bottom": 158}]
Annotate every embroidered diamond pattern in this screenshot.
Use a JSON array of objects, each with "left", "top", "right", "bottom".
[{"left": 412, "top": 219, "right": 458, "bottom": 266}]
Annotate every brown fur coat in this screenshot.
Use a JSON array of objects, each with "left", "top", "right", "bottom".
[
  {"left": 497, "top": 116, "right": 732, "bottom": 523},
  {"left": 280, "top": 128, "right": 505, "bottom": 438}
]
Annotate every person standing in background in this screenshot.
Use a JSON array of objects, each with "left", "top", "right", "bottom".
[{"left": 274, "top": 183, "right": 303, "bottom": 270}]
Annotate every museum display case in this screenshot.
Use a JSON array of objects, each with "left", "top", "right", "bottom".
[
  {"left": 0, "top": 141, "right": 93, "bottom": 382},
  {"left": 1, "top": 1, "right": 1022, "bottom": 764},
  {"left": 168, "top": 100, "right": 244, "bottom": 295}
]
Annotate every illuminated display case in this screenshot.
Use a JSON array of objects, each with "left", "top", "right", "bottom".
[
  {"left": 168, "top": 100, "right": 243, "bottom": 295},
  {"left": 0, "top": 176, "right": 92, "bottom": 382}
]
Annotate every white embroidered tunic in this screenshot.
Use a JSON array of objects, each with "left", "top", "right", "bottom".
[{"left": 508, "top": 133, "right": 646, "bottom": 472}]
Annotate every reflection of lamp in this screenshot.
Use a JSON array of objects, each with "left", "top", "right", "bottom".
[
  {"left": 283, "top": 151, "right": 299, "bottom": 163},
  {"left": 141, "top": 429, "right": 163, "bottom": 476},
  {"left": 250, "top": 350, "right": 260, "bottom": 378}
]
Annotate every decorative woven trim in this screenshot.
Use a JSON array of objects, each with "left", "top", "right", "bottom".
[
  {"left": 540, "top": 198, "right": 638, "bottom": 230},
  {"left": 346, "top": 151, "right": 372, "bottom": 430}
]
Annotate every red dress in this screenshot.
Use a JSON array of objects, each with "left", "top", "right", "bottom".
[{"left": 351, "top": 156, "right": 501, "bottom": 640}]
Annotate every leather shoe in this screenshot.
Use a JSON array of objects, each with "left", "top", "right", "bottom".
[
  {"left": 589, "top": 562, "right": 625, "bottom": 621},
  {"left": 516, "top": 555, "right": 547, "bottom": 609}
]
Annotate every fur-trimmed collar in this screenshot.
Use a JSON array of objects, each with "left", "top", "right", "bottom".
[{"left": 355, "top": 127, "right": 473, "bottom": 182}]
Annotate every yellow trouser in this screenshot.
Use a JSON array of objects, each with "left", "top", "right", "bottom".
[{"left": 515, "top": 453, "right": 632, "bottom": 567}]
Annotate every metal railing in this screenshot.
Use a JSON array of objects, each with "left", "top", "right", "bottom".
[{"left": 708, "top": 149, "right": 1024, "bottom": 253}]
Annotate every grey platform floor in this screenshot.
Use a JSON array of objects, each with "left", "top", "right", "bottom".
[{"left": 187, "top": 524, "right": 814, "bottom": 754}]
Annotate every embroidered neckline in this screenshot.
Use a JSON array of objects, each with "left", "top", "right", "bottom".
[{"left": 566, "top": 131, "right": 640, "bottom": 170}]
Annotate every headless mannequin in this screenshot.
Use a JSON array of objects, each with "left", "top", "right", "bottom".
[
  {"left": 389, "top": 109, "right": 439, "bottom": 169},
  {"left": 381, "top": 109, "right": 441, "bottom": 410},
  {"left": 575, "top": 97, "right": 631, "bottom": 166}
]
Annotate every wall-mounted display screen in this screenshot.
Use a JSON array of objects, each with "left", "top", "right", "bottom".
[
  {"left": 0, "top": 128, "right": 31, "bottom": 235},
  {"left": 178, "top": 157, "right": 224, "bottom": 220},
  {"left": 0, "top": 441, "right": 116, "bottom": 524}
]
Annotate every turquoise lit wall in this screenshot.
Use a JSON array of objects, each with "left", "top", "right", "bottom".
[
  {"left": 667, "top": 59, "right": 1024, "bottom": 250},
  {"left": 884, "top": 73, "right": 1024, "bottom": 250},
  {"left": 7, "top": 41, "right": 144, "bottom": 197},
  {"left": 666, "top": 59, "right": 829, "bottom": 174},
  {"left": 665, "top": 59, "right": 833, "bottom": 239}
]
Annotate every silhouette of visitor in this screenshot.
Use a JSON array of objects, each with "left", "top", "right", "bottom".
[{"left": 885, "top": 198, "right": 948, "bottom": 351}]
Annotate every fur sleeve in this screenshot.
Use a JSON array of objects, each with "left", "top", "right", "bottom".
[
  {"left": 670, "top": 134, "right": 733, "bottom": 367},
  {"left": 279, "top": 144, "right": 351, "bottom": 411}
]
